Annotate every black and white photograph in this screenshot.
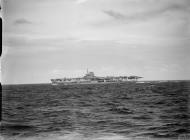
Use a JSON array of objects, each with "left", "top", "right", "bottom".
[{"left": 1, "top": 0, "right": 190, "bottom": 139}]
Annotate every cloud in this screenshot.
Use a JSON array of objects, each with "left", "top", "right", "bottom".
[
  {"left": 3, "top": 35, "right": 79, "bottom": 50},
  {"left": 76, "top": 0, "right": 89, "bottom": 4},
  {"left": 13, "top": 18, "right": 33, "bottom": 25},
  {"left": 103, "top": 2, "right": 189, "bottom": 23},
  {"left": 103, "top": 10, "right": 125, "bottom": 20}
]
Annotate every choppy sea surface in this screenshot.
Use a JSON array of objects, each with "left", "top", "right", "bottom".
[{"left": 1, "top": 81, "right": 190, "bottom": 140}]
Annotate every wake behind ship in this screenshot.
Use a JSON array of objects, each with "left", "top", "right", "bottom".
[{"left": 51, "top": 70, "right": 143, "bottom": 85}]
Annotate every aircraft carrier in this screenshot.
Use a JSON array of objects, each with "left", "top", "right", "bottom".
[{"left": 51, "top": 70, "right": 143, "bottom": 85}]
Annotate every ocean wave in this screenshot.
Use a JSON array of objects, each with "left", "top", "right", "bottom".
[
  {"left": 0, "top": 132, "right": 156, "bottom": 140},
  {"left": 2, "top": 82, "right": 189, "bottom": 139}
]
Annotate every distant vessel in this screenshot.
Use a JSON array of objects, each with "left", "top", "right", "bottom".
[{"left": 51, "top": 70, "right": 143, "bottom": 85}]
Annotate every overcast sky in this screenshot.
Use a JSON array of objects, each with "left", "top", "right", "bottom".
[{"left": 2, "top": 0, "right": 190, "bottom": 84}]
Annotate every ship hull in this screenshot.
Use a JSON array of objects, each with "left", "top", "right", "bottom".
[{"left": 51, "top": 81, "right": 136, "bottom": 86}]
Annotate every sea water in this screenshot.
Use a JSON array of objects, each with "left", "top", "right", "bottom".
[{"left": 1, "top": 81, "right": 190, "bottom": 140}]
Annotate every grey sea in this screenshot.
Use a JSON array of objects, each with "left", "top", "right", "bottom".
[{"left": 1, "top": 81, "right": 190, "bottom": 140}]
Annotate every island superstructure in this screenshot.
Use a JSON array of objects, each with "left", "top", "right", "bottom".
[{"left": 51, "top": 70, "right": 143, "bottom": 85}]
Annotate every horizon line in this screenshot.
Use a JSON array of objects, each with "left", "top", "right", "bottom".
[{"left": 1, "top": 80, "right": 190, "bottom": 86}]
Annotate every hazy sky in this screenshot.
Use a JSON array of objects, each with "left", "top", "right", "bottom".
[{"left": 2, "top": 0, "right": 190, "bottom": 84}]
